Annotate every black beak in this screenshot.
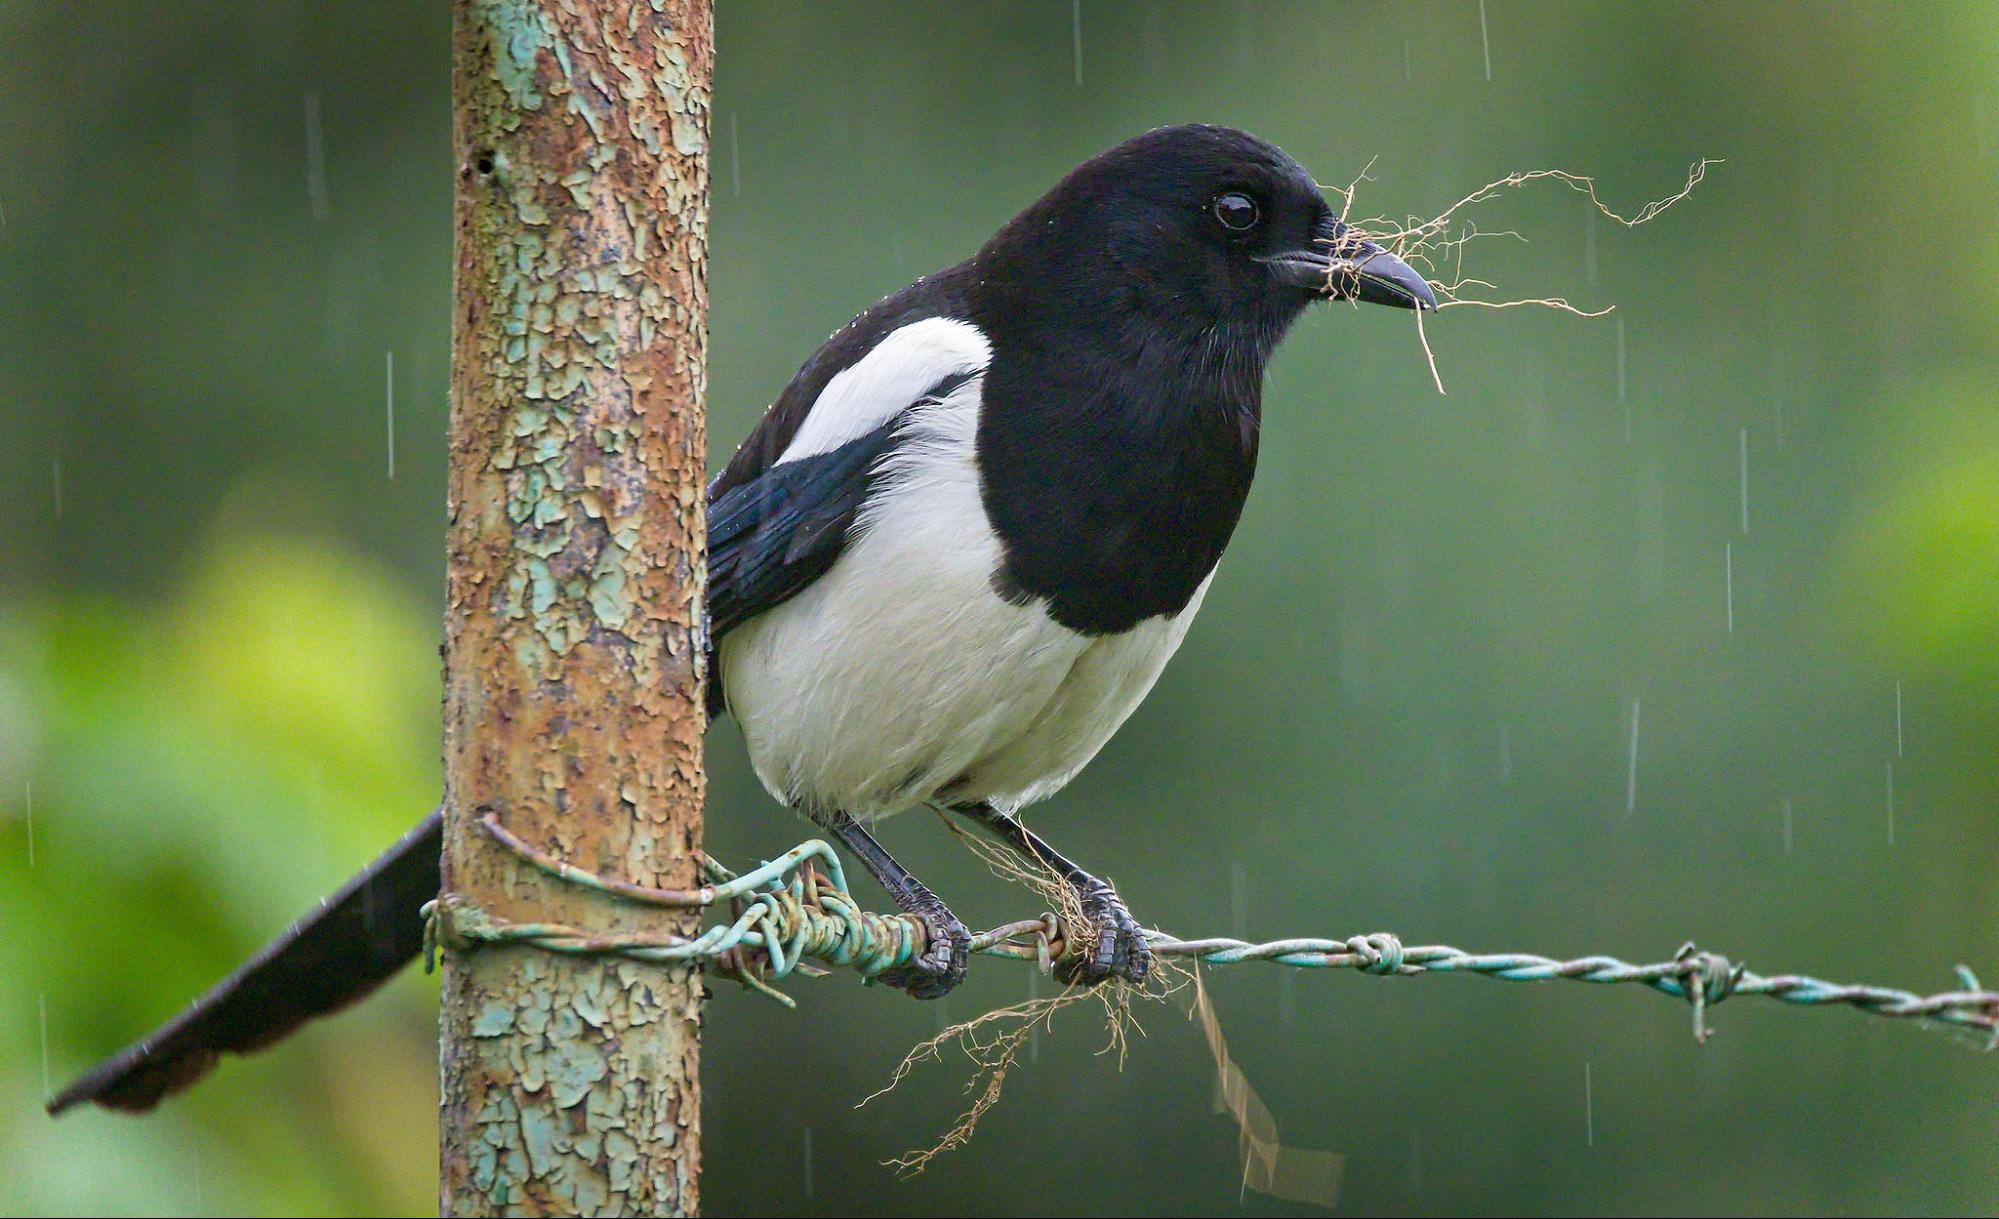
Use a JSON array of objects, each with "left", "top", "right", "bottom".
[{"left": 1264, "top": 220, "right": 1437, "bottom": 310}]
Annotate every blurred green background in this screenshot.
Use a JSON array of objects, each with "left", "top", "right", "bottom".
[{"left": 4, "top": 1, "right": 1997, "bottom": 1214}]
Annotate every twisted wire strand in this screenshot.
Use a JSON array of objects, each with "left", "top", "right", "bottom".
[{"left": 424, "top": 817, "right": 1999, "bottom": 1044}]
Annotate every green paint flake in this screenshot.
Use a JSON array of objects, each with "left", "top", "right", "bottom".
[
  {"left": 605, "top": 1128, "right": 642, "bottom": 1192},
  {"left": 472, "top": 1002, "right": 517, "bottom": 1037},
  {"left": 671, "top": 113, "right": 704, "bottom": 157},
  {"left": 549, "top": 1037, "right": 608, "bottom": 1108},
  {"left": 588, "top": 562, "right": 629, "bottom": 631},
  {"left": 518, "top": 1103, "right": 563, "bottom": 1176},
  {"left": 488, "top": 0, "right": 550, "bottom": 111},
  {"left": 525, "top": 559, "right": 557, "bottom": 616},
  {"left": 520, "top": 984, "right": 553, "bottom": 1036},
  {"left": 567, "top": 91, "right": 608, "bottom": 144},
  {"left": 565, "top": 1163, "right": 611, "bottom": 1216}
]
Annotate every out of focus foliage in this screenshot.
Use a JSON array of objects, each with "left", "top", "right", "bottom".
[
  {"left": 1, "top": 506, "right": 441, "bottom": 1214},
  {"left": 3, "top": 2, "right": 1996, "bottom": 1215}
]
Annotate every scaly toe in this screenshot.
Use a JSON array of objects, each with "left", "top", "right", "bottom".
[
  {"left": 877, "top": 905, "right": 970, "bottom": 1000},
  {"left": 1060, "top": 886, "right": 1151, "bottom": 986}
]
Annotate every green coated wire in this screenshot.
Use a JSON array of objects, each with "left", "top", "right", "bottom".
[{"left": 422, "top": 813, "right": 1999, "bottom": 1045}]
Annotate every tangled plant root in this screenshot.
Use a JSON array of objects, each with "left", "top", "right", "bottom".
[
  {"left": 863, "top": 812, "right": 1194, "bottom": 1174},
  {"left": 863, "top": 969, "right": 1173, "bottom": 1175},
  {"left": 1326, "top": 158, "right": 1719, "bottom": 393},
  {"left": 873, "top": 814, "right": 1327, "bottom": 1177},
  {"left": 861, "top": 990, "right": 1085, "bottom": 1175}
]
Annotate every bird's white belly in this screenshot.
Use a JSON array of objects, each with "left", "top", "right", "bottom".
[{"left": 718, "top": 393, "right": 1210, "bottom": 818}]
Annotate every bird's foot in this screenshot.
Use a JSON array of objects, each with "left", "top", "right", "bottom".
[
  {"left": 1056, "top": 882, "right": 1152, "bottom": 986},
  {"left": 876, "top": 897, "right": 971, "bottom": 1000}
]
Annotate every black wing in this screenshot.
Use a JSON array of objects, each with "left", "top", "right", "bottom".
[{"left": 706, "top": 417, "right": 901, "bottom": 639}]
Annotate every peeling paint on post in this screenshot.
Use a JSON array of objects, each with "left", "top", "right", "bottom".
[{"left": 441, "top": 2, "right": 711, "bottom": 1215}]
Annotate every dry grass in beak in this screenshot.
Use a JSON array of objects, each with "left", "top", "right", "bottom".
[{"left": 1325, "top": 158, "right": 1720, "bottom": 393}]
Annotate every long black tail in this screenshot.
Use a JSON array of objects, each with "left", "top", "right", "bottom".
[{"left": 47, "top": 809, "right": 443, "bottom": 1115}]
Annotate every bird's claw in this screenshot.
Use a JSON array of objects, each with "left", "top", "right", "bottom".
[
  {"left": 1057, "top": 883, "right": 1151, "bottom": 986},
  {"left": 877, "top": 900, "right": 971, "bottom": 1000}
]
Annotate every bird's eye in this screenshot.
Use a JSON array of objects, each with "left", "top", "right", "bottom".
[{"left": 1211, "top": 191, "right": 1261, "bottom": 233}]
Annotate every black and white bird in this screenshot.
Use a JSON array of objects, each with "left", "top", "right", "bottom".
[{"left": 51, "top": 124, "right": 1434, "bottom": 1113}]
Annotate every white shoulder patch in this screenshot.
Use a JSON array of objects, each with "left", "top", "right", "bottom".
[{"left": 777, "top": 316, "right": 992, "bottom": 465}]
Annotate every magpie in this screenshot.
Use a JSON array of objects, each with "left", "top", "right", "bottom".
[{"left": 50, "top": 124, "right": 1434, "bottom": 1114}]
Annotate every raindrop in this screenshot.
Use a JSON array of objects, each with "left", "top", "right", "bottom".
[
  {"left": 1583, "top": 204, "right": 1598, "bottom": 289},
  {"left": 303, "top": 91, "right": 330, "bottom": 221},
  {"left": 1634, "top": 459, "right": 1666, "bottom": 598},
  {"left": 1497, "top": 721, "right": 1511, "bottom": 784},
  {"left": 1878, "top": 281, "right": 1912, "bottom": 375},
  {"left": 1782, "top": 795, "right": 1793, "bottom": 853},
  {"left": 729, "top": 112, "right": 742, "bottom": 198},
  {"left": 1142, "top": 4, "right": 1166, "bottom": 75},
  {"left": 1772, "top": 341, "right": 1787, "bottom": 450},
  {"left": 1738, "top": 427, "right": 1749, "bottom": 534},
  {"left": 802, "top": 1123, "right": 815, "bottom": 1200},
  {"left": 1885, "top": 762, "right": 1895, "bottom": 845},
  {"left": 1477, "top": 0, "right": 1492, "bottom": 81},
  {"left": 1615, "top": 317, "right": 1629, "bottom": 441},
  {"left": 1234, "top": 1, "right": 1256, "bottom": 72},
  {"left": 1071, "top": 0, "right": 1083, "bottom": 85},
  {"left": 1624, "top": 698, "right": 1640, "bottom": 814},
  {"left": 1409, "top": 1124, "right": 1423, "bottom": 1192},
  {"left": 1894, "top": 681, "right": 1904, "bottom": 757},
  {"left": 385, "top": 350, "right": 397, "bottom": 480},
  {"left": 1615, "top": 317, "right": 1627, "bottom": 399},
  {"left": 23, "top": 781, "right": 32, "bottom": 867},
  {"left": 1028, "top": 969, "right": 1040, "bottom": 1064},
  {"left": 1403, "top": 39, "right": 1413, "bottom": 85},
  {"left": 1725, "top": 541, "right": 1735, "bottom": 634},
  {"left": 39, "top": 992, "right": 51, "bottom": 1102},
  {"left": 1584, "top": 1060, "right": 1595, "bottom": 1147},
  {"left": 52, "top": 457, "right": 62, "bottom": 519},
  {"left": 1977, "top": 92, "right": 1991, "bottom": 161},
  {"left": 1229, "top": 858, "right": 1247, "bottom": 935}
]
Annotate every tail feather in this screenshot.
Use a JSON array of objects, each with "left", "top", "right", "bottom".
[{"left": 47, "top": 809, "right": 443, "bottom": 1115}]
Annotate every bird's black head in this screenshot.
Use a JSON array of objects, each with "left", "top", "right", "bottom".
[{"left": 974, "top": 124, "right": 1434, "bottom": 367}]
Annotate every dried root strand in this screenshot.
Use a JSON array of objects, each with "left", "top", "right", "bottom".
[
  {"left": 1328, "top": 158, "right": 1719, "bottom": 393},
  {"left": 868, "top": 816, "right": 1193, "bottom": 1174},
  {"left": 863, "top": 991, "right": 1077, "bottom": 1175}
]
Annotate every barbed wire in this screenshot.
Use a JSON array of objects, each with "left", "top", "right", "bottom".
[{"left": 423, "top": 813, "right": 1999, "bottom": 1045}]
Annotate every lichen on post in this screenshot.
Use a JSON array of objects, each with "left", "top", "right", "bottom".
[{"left": 440, "top": 1, "right": 712, "bottom": 1214}]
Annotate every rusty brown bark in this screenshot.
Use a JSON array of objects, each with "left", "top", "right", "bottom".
[{"left": 440, "top": 1, "right": 711, "bottom": 1214}]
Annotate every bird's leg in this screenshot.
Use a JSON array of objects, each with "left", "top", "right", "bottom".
[
  {"left": 810, "top": 807, "right": 970, "bottom": 999},
  {"left": 951, "top": 802, "right": 1151, "bottom": 986}
]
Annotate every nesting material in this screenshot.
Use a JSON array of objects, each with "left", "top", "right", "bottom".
[{"left": 1327, "top": 159, "right": 1719, "bottom": 392}]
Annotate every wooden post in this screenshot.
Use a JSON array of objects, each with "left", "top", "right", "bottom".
[{"left": 440, "top": 2, "right": 711, "bottom": 1214}]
